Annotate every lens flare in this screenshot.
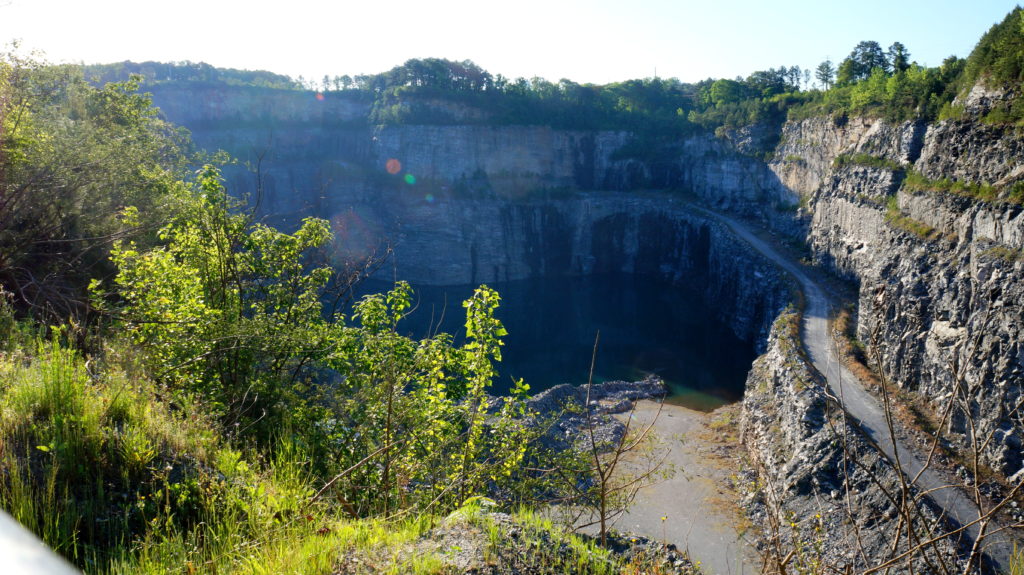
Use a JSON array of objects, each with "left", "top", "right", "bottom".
[
  {"left": 385, "top": 158, "right": 401, "bottom": 175},
  {"left": 315, "top": 92, "right": 325, "bottom": 101},
  {"left": 404, "top": 174, "right": 416, "bottom": 185},
  {"left": 329, "top": 210, "right": 378, "bottom": 266},
  {"left": 425, "top": 193, "right": 435, "bottom": 203}
]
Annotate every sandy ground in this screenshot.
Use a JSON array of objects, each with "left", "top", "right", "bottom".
[{"left": 612, "top": 400, "right": 762, "bottom": 575}]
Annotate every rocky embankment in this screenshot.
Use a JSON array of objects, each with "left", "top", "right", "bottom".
[
  {"left": 522, "top": 376, "right": 668, "bottom": 452},
  {"left": 768, "top": 90, "right": 1024, "bottom": 478},
  {"left": 742, "top": 311, "right": 964, "bottom": 572}
]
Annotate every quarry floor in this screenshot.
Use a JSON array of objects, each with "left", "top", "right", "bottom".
[{"left": 615, "top": 400, "right": 762, "bottom": 575}]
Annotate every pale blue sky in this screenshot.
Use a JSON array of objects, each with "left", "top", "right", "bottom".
[{"left": 1, "top": 0, "right": 1018, "bottom": 85}]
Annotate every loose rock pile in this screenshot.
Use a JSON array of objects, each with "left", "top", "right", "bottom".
[{"left": 523, "top": 375, "right": 668, "bottom": 452}]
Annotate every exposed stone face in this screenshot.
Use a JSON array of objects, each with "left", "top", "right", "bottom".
[
  {"left": 371, "top": 125, "right": 631, "bottom": 195},
  {"left": 758, "top": 97, "right": 1024, "bottom": 478},
  {"left": 148, "top": 81, "right": 1024, "bottom": 481},
  {"left": 741, "top": 314, "right": 964, "bottom": 573},
  {"left": 916, "top": 119, "right": 1024, "bottom": 186},
  {"left": 770, "top": 116, "right": 925, "bottom": 195},
  {"left": 152, "top": 85, "right": 806, "bottom": 232},
  {"left": 855, "top": 229, "right": 1024, "bottom": 475},
  {"left": 150, "top": 86, "right": 791, "bottom": 348},
  {"left": 338, "top": 191, "right": 790, "bottom": 347}
]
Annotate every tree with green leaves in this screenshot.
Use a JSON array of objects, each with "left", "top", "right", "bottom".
[
  {"left": 815, "top": 59, "right": 836, "bottom": 90},
  {"left": 838, "top": 41, "right": 890, "bottom": 85},
  {"left": 962, "top": 6, "right": 1024, "bottom": 89},
  {"left": 888, "top": 41, "right": 911, "bottom": 73},
  {"left": 706, "top": 78, "right": 745, "bottom": 107},
  {"left": 1, "top": 50, "right": 191, "bottom": 320},
  {"left": 103, "top": 167, "right": 541, "bottom": 516},
  {"left": 103, "top": 165, "right": 338, "bottom": 437}
]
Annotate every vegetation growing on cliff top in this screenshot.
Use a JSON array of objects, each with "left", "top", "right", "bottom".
[
  {"left": 963, "top": 7, "right": 1024, "bottom": 91},
  {"left": 81, "top": 7, "right": 1024, "bottom": 137},
  {"left": 84, "top": 59, "right": 302, "bottom": 90}
]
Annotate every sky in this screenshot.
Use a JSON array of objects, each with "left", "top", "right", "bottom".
[{"left": 1, "top": 0, "right": 1019, "bottom": 86}]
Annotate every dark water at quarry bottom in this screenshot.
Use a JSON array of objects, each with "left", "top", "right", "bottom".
[{"left": 360, "top": 274, "right": 757, "bottom": 412}]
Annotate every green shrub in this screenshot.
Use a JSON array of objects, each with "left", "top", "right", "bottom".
[
  {"left": 885, "top": 195, "right": 937, "bottom": 239},
  {"left": 833, "top": 153, "right": 902, "bottom": 171},
  {"left": 903, "top": 169, "right": 1000, "bottom": 201}
]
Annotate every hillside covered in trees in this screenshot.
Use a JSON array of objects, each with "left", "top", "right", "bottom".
[{"left": 87, "top": 7, "right": 1024, "bottom": 136}]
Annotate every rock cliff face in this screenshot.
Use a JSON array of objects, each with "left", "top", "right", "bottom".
[
  {"left": 148, "top": 82, "right": 1023, "bottom": 479},
  {"left": 150, "top": 84, "right": 797, "bottom": 229},
  {"left": 359, "top": 191, "right": 789, "bottom": 345},
  {"left": 149, "top": 86, "right": 790, "bottom": 347},
  {"left": 742, "top": 312, "right": 963, "bottom": 572},
  {"left": 769, "top": 103, "right": 1024, "bottom": 477}
]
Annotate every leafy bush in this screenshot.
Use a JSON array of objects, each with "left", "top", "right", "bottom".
[
  {"left": 903, "top": 169, "right": 1001, "bottom": 202},
  {"left": 1, "top": 50, "right": 191, "bottom": 320},
  {"left": 97, "top": 166, "right": 548, "bottom": 521},
  {"left": 884, "top": 195, "right": 938, "bottom": 239}
]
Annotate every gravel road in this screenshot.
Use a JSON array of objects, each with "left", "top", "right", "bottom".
[
  {"left": 700, "top": 207, "right": 1016, "bottom": 571},
  {"left": 616, "top": 401, "right": 762, "bottom": 575}
]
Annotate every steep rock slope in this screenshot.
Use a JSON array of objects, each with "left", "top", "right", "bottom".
[
  {"left": 369, "top": 192, "right": 790, "bottom": 344},
  {"left": 149, "top": 86, "right": 791, "bottom": 346},
  {"left": 743, "top": 311, "right": 966, "bottom": 572},
  {"left": 770, "top": 101, "right": 1024, "bottom": 477},
  {"left": 148, "top": 80, "right": 1023, "bottom": 480}
]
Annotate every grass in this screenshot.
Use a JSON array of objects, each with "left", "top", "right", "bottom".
[
  {"left": 1009, "top": 546, "right": 1024, "bottom": 575},
  {"left": 486, "top": 507, "right": 699, "bottom": 575},
  {"left": 491, "top": 508, "right": 619, "bottom": 575},
  {"left": 855, "top": 193, "right": 886, "bottom": 206},
  {"left": 0, "top": 318, "right": 700, "bottom": 574},
  {"left": 0, "top": 329, "right": 447, "bottom": 574},
  {"left": 982, "top": 244, "right": 1024, "bottom": 263},
  {"left": 884, "top": 195, "right": 939, "bottom": 240},
  {"left": 1010, "top": 181, "right": 1024, "bottom": 204},
  {"left": 832, "top": 153, "right": 903, "bottom": 171},
  {"left": 902, "top": 169, "right": 1024, "bottom": 205},
  {"left": 708, "top": 409, "right": 735, "bottom": 432}
]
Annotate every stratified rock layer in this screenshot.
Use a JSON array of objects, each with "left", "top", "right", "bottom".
[{"left": 149, "top": 80, "right": 1024, "bottom": 564}]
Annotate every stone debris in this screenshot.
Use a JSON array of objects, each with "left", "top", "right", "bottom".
[
  {"left": 523, "top": 375, "right": 668, "bottom": 452},
  {"left": 332, "top": 508, "right": 700, "bottom": 575}
]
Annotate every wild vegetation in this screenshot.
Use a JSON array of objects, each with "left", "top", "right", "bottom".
[
  {"left": 0, "top": 53, "right": 193, "bottom": 321},
  {"left": 1, "top": 50, "right": 690, "bottom": 573},
  {"left": 5, "top": 5, "right": 1024, "bottom": 573},
  {"left": 85, "top": 7, "right": 1024, "bottom": 139}
]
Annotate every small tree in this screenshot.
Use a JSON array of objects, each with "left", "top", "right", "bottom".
[
  {"left": 888, "top": 42, "right": 911, "bottom": 74},
  {"left": 815, "top": 60, "right": 836, "bottom": 90},
  {"left": 103, "top": 165, "right": 337, "bottom": 438},
  {"left": 563, "top": 333, "right": 673, "bottom": 547},
  {"left": 837, "top": 41, "right": 890, "bottom": 86}
]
